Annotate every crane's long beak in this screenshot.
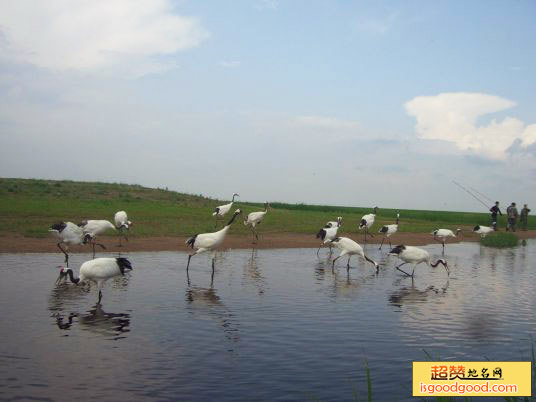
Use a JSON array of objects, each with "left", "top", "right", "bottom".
[{"left": 55, "top": 271, "right": 66, "bottom": 285}]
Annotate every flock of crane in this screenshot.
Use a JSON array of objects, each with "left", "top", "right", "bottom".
[{"left": 49, "top": 194, "right": 497, "bottom": 303}]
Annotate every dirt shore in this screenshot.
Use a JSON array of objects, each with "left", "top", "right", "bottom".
[{"left": 1, "top": 231, "right": 535, "bottom": 253}]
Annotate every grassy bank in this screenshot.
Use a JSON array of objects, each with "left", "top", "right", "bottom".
[
  {"left": 0, "top": 178, "right": 533, "bottom": 238},
  {"left": 481, "top": 232, "right": 519, "bottom": 248}
]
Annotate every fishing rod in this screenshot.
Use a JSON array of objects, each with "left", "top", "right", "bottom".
[
  {"left": 452, "top": 180, "right": 491, "bottom": 210},
  {"left": 469, "top": 186, "right": 494, "bottom": 204}
]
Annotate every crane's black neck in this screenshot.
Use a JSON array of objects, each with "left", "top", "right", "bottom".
[
  {"left": 226, "top": 212, "right": 239, "bottom": 226},
  {"left": 66, "top": 269, "right": 80, "bottom": 284}
]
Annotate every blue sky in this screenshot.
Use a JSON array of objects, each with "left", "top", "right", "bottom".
[{"left": 1, "top": 0, "right": 535, "bottom": 212}]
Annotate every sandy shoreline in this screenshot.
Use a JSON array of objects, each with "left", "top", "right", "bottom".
[{"left": 1, "top": 231, "right": 535, "bottom": 253}]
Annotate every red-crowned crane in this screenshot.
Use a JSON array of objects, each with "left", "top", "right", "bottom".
[
  {"left": 114, "top": 211, "right": 133, "bottom": 247},
  {"left": 359, "top": 206, "right": 378, "bottom": 243},
  {"left": 56, "top": 257, "right": 133, "bottom": 304},
  {"left": 212, "top": 193, "right": 239, "bottom": 226},
  {"left": 244, "top": 203, "right": 269, "bottom": 244},
  {"left": 316, "top": 225, "right": 340, "bottom": 256},
  {"left": 473, "top": 225, "right": 495, "bottom": 237},
  {"left": 432, "top": 228, "right": 461, "bottom": 254},
  {"left": 389, "top": 245, "right": 449, "bottom": 277},
  {"left": 331, "top": 237, "right": 379, "bottom": 273},
  {"left": 79, "top": 220, "right": 116, "bottom": 258},
  {"left": 378, "top": 213, "right": 399, "bottom": 250},
  {"left": 325, "top": 217, "right": 342, "bottom": 228},
  {"left": 186, "top": 209, "right": 242, "bottom": 274},
  {"left": 49, "top": 222, "right": 85, "bottom": 267}
]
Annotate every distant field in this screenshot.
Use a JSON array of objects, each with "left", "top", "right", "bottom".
[{"left": 0, "top": 178, "right": 531, "bottom": 239}]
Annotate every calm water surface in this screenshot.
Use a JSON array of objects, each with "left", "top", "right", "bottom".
[{"left": 1, "top": 241, "right": 535, "bottom": 401}]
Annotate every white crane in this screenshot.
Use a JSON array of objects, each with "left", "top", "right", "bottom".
[
  {"left": 56, "top": 257, "right": 133, "bottom": 304},
  {"left": 49, "top": 222, "right": 85, "bottom": 267},
  {"left": 79, "top": 220, "right": 116, "bottom": 258},
  {"left": 186, "top": 209, "right": 242, "bottom": 273},
  {"left": 473, "top": 224, "right": 495, "bottom": 237},
  {"left": 378, "top": 213, "right": 399, "bottom": 250},
  {"left": 316, "top": 225, "right": 340, "bottom": 256},
  {"left": 331, "top": 237, "right": 380, "bottom": 272},
  {"left": 325, "top": 217, "right": 343, "bottom": 228},
  {"left": 359, "top": 206, "right": 378, "bottom": 243},
  {"left": 114, "top": 211, "right": 133, "bottom": 247},
  {"left": 389, "top": 245, "right": 449, "bottom": 277},
  {"left": 432, "top": 228, "right": 461, "bottom": 253},
  {"left": 244, "top": 202, "right": 269, "bottom": 244},
  {"left": 213, "top": 193, "right": 239, "bottom": 226}
]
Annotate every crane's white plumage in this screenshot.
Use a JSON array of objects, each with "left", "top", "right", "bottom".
[
  {"left": 473, "top": 225, "right": 494, "bottom": 237},
  {"left": 358, "top": 207, "right": 378, "bottom": 243},
  {"left": 316, "top": 225, "right": 340, "bottom": 256},
  {"left": 244, "top": 202, "right": 269, "bottom": 243},
  {"left": 49, "top": 222, "right": 85, "bottom": 266},
  {"left": 114, "top": 211, "right": 132, "bottom": 229},
  {"left": 186, "top": 209, "right": 242, "bottom": 272},
  {"left": 57, "top": 257, "right": 133, "bottom": 303},
  {"left": 325, "top": 217, "right": 343, "bottom": 228},
  {"left": 432, "top": 228, "right": 461, "bottom": 253},
  {"left": 213, "top": 193, "right": 239, "bottom": 224},
  {"left": 114, "top": 211, "right": 132, "bottom": 246},
  {"left": 389, "top": 245, "right": 448, "bottom": 277},
  {"left": 331, "top": 237, "right": 379, "bottom": 272},
  {"left": 378, "top": 213, "right": 399, "bottom": 250},
  {"left": 79, "top": 219, "right": 116, "bottom": 257}
]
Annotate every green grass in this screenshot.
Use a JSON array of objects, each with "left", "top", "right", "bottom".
[
  {"left": 0, "top": 177, "right": 534, "bottom": 238},
  {"left": 480, "top": 232, "right": 519, "bottom": 248}
]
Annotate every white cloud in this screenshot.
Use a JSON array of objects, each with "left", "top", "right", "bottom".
[
  {"left": 355, "top": 12, "right": 397, "bottom": 35},
  {"left": 405, "top": 92, "right": 536, "bottom": 160},
  {"left": 219, "top": 60, "right": 241, "bottom": 68},
  {"left": 294, "top": 115, "right": 359, "bottom": 130},
  {"left": 256, "top": 0, "right": 278, "bottom": 11},
  {"left": 0, "top": 0, "right": 209, "bottom": 75}
]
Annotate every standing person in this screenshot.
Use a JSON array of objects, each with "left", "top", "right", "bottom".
[
  {"left": 489, "top": 201, "right": 502, "bottom": 230},
  {"left": 520, "top": 204, "right": 530, "bottom": 231},
  {"left": 506, "top": 202, "right": 519, "bottom": 232}
]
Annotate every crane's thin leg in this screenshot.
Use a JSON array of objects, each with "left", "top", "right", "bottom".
[
  {"left": 346, "top": 256, "right": 351, "bottom": 271},
  {"left": 92, "top": 242, "right": 96, "bottom": 258},
  {"left": 332, "top": 255, "right": 341, "bottom": 270},
  {"left": 328, "top": 245, "right": 333, "bottom": 256},
  {"left": 364, "top": 230, "right": 367, "bottom": 244},
  {"left": 98, "top": 290, "right": 103, "bottom": 304},
  {"left": 316, "top": 244, "right": 323, "bottom": 256},
  {"left": 395, "top": 262, "right": 412, "bottom": 276},
  {"left": 379, "top": 236, "right": 385, "bottom": 250},
  {"left": 57, "top": 243, "right": 69, "bottom": 266},
  {"left": 389, "top": 238, "right": 392, "bottom": 250},
  {"left": 187, "top": 254, "right": 193, "bottom": 271},
  {"left": 251, "top": 226, "right": 259, "bottom": 244},
  {"left": 212, "top": 256, "right": 215, "bottom": 273}
]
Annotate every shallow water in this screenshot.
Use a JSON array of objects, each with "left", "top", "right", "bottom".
[{"left": 1, "top": 241, "right": 535, "bottom": 401}]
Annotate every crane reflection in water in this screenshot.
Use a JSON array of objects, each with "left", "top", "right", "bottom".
[
  {"left": 185, "top": 270, "right": 240, "bottom": 345},
  {"left": 49, "top": 273, "right": 132, "bottom": 340}
]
